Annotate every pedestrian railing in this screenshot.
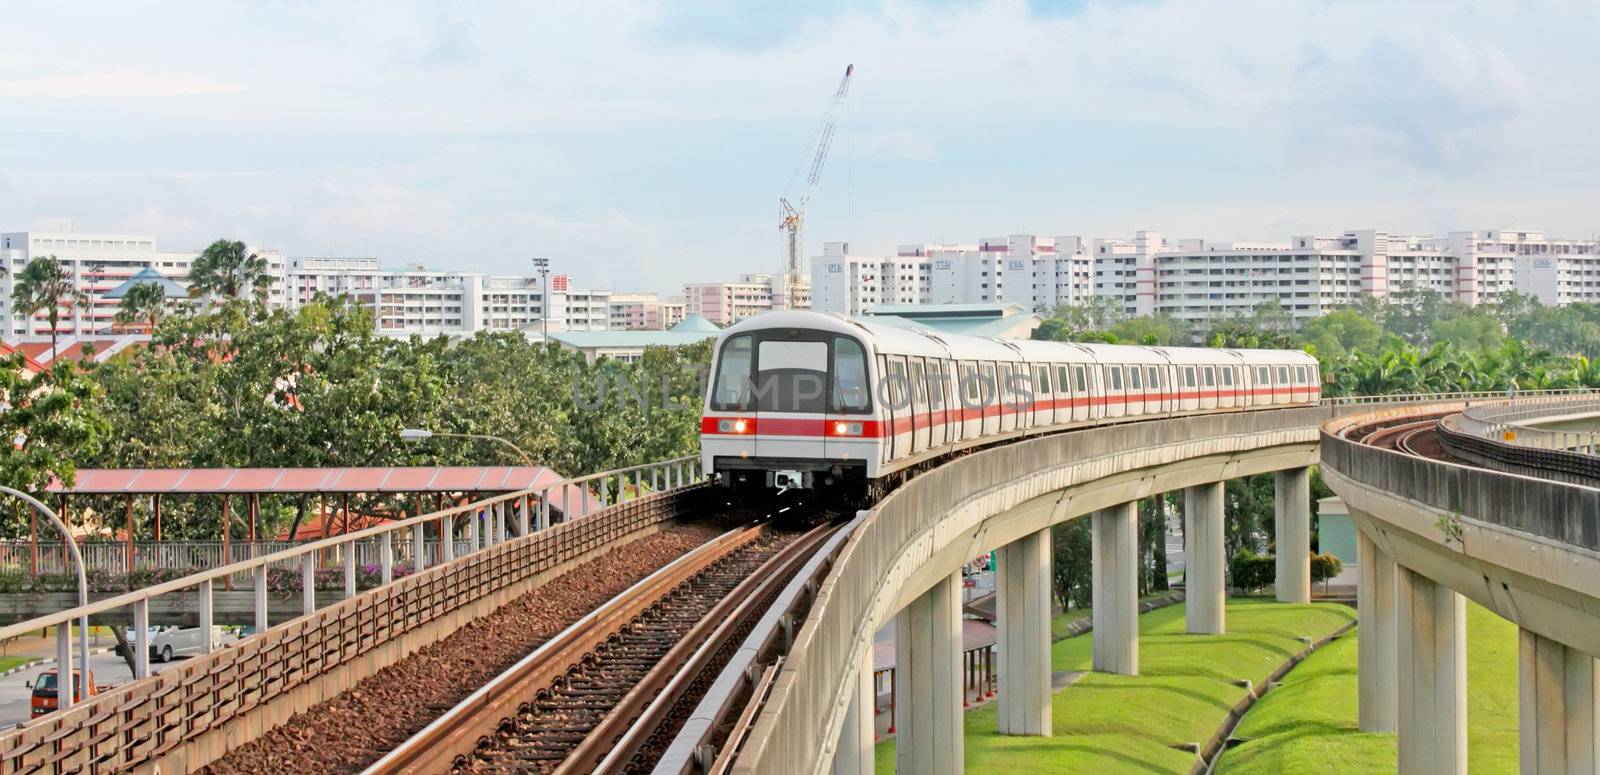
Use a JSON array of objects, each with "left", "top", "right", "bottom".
[{"left": 1456, "top": 396, "right": 1600, "bottom": 455}]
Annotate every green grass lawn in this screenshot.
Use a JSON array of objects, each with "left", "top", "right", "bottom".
[
  {"left": 1215, "top": 601, "right": 1518, "bottom": 774},
  {"left": 875, "top": 599, "right": 1356, "bottom": 773},
  {"left": 0, "top": 655, "right": 35, "bottom": 672}
]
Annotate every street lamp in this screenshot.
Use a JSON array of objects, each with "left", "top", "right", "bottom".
[
  {"left": 532, "top": 257, "right": 550, "bottom": 343},
  {"left": 399, "top": 428, "right": 536, "bottom": 467},
  {"left": 0, "top": 485, "right": 88, "bottom": 713}
]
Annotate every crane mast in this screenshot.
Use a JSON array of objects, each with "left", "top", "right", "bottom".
[{"left": 779, "top": 64, "right": 853, "bottom": 301}]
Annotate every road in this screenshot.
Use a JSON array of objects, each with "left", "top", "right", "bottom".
[{"left": 0, "top": 644, "right": 231, "bottom": 728}]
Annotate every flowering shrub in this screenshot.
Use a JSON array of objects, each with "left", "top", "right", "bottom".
[
  {"left": 0, "top": 567, "right": 206, "bottom": 594},
  {"left": 264, "top": 562, "right": 416, "bottom": 599}
]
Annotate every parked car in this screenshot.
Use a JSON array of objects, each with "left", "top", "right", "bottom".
[
  {"left": 27, "top": 668, "right": 104, "bottom": 716},
  {"left": 117, "top": 625, "right": 227, "bottom": 662}
]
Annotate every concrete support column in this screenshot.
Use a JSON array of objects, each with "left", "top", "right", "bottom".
[
  {"left": 1396, "top": 566, "right": 1466, "bottom": 775},
  {"left": 1356, "top": 528, "right": 1397, "bottom": 733},
  {"left": 1274, "top": 467, "right": 1311, "bottom": 603},
  {"left": 1518, "top": 628, "right": 1600, "bottom": 773},
  {"left": 832, "top": 650, "right": 876, "bottom": 775},
  {"left": 996, "top": 527, "right": 1052, "bottom": 735},
  {"left": 1183, "top": 482, "right": 1225, "bottom": 635},
  {"left": 894, "top": 572, "right": 963, "bottom": 775},
  {"left": 1092, "top": 502, "right": 1139, "bottom": 676}
]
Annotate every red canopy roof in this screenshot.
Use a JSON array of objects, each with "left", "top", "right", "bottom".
[{"left": 50, "top": 466, "right": 566, "bottom": 495}]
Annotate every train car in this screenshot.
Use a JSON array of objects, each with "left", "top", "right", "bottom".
[{"left": 700, "top": 310, "right": 1320, "bottom": 499}]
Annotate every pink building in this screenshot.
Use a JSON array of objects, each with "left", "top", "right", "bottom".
[{"left": 682, "top": 274, "right": 809, "bottom": 326}]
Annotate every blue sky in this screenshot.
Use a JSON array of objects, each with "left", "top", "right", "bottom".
[{"left": 1, "top": 0, "right": 1596, "bottom": 292}]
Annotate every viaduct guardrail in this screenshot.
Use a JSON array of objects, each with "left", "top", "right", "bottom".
[{"left": 0, "top": 455, "right": 704, "bottom": 774}]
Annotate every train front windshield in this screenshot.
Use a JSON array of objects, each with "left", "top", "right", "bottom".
[{"left": 711, "top": 332, "right": 871, "bottom": 414}]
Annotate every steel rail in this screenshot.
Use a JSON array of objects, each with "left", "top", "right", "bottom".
[
  {"left": 570, "top": 521, "right": 845, "bottom": 774},
  {"left": 361, "top": 523, "right": 765, "bottom": 775}
]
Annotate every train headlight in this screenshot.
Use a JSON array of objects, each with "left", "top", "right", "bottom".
[
  {"left": 831, "top": 421, "right": 864, "bottom": 437},
  {"left": 714, "top": 418, "right": 752, "bottom": 434},
  {"left": 733, "top": 419, "right": 748, "bottom": 433}
]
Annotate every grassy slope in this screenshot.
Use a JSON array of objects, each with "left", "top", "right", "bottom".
[
  {"left": 875, "top": 599, "right": 1356, "bottom": 773},
  {"left": 0, "top": 655, "right": 35, "bottom": 672},
  {"left": 1216, "top": 601, "right": 1518, "bottom": 774}
]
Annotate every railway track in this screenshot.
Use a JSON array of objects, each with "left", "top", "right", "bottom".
[
  {"left": 364, "top": 514, "right": 841, "bottom": 775},
  {"left": 1353, "top": 414, "right": 1453, "bottom": 460}
]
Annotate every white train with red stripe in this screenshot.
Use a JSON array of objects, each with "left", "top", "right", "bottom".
[{"left": 700, "top": 310, "right": 1320, "bottom": 498}]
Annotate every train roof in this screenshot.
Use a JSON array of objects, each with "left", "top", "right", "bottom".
[{"left": 718, "top": 311, "right": 1314, "bottom": 365}]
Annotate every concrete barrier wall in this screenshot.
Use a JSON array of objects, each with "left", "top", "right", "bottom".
[{"left": 732, "top": 405, "right": 1375, "bottom": 775}]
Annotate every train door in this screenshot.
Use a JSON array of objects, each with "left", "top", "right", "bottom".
[
  {"left": 1292, "top": 364, "right": 1309, "bottom": 403},
  {"left": 1055, "top": 365, "right": 1072, "bottom": 425},
  {"left": 959, "top": 362, "right": 981, "bottom": 441},
  {"left": 1035, "top": 364, "right": 1054, "bottom": 427},
  {"left": 751, "top": 335, "right": 830, "bottom": 464},
  {"left": 1073, "top": 364, "right": 1093, "bottom": 422},
  {"left": 980, "top": 362, "right": 1000, "bottom": 436},
  {"left": 906, "top": 358, "right": 926, "bottom": 455},
  {"left": 1103, "top": 364, "right": 1123, "bottom": 418},
  {"left": 1199, "top": 365, "right": 1216, "bottom": 410},
  {"left": 1309, "top": 364, "right": 1322, "bottom": 402},
  {"left": 1127, "top": 362, "right": 1145, "bottom": 416},
  {"left": 1218, "top": 365, "right": 1236, "bottom": 409},
  {"left": 997, "top": 363, "right": 1016, "bottom": 433},
  {"left": 1181, "top": 365, "right": 1198, "bottom": 411},
  {"left": 1146, "top": 366, "right": 1164, "bottom": 415},
  {"left": 1276, "top": 364, "right": 1291, "bottom": 405},
  {"left": 926, "top": 360, "right": 947, "bottom": 449}
]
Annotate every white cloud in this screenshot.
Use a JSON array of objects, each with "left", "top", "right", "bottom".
[{"left": 0, "top": 72, "right": 240, "bottom": 99}]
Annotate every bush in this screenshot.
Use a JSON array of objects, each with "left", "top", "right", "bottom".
[
  {"left": 1229, "top": 549, "right": 1275, "bottom": 592},
  {"left": 1310, "top": 552, "right": 1343, "bottom": 584}
]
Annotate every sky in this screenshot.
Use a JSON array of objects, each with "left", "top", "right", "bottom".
[{"left": 1, "top": 0, "right": 1597, "bottom": 293}]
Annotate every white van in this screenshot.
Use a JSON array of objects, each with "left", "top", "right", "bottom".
[{"left": 122, "top": 625, "right": 228, "bottom": 662}]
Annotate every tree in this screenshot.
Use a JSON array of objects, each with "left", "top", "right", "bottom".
[
  {"left": 1300, "top": 308, "right": 1382, "bottom": 361},
  {"left": 0, "top": 356, "right": 109, "bottom": 533},
  {"left": 11, "top": 256, "right": 88, "bottom": 355},
  {"left": 115, "top": 281, "right": 171, "bottom": 331},
  {"left": 188, "top": 239, "right": 270, "bottom": 301}
]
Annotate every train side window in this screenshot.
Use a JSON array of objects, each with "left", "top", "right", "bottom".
[
  {"left": 831, "top": 337, "right": 870, "bottom": 412},
  {"left": 1296, "top": 365, "right": 1307, "bottom": 384},
  {"left": 1148, "top": 367, "right": 1160, "bottom": 390},
  {"left": 910, "top": 359, "right": 928, "bottom": 404},
  {"left": 1057, "top": 365, "right": 1070, "bottom": 392},
  {"left": 710, "top": 334, "right": 753, "bottom": 411},
  {"left": 962, "top": 363, "right": 980, "bottom": 404},
  {"left": 1074, "top": 366, "right": 1087, "bottom": 393},
  {"left": 1107, "top": 366, "right": 1123, "bottom": 391},
  {"left": 1221, "top": 367, "right": 1234, "bottom": 387},
  {"left": 1185, "top": 367, "right": 1196, "bottom": 388},
  {"left": 1278, "top": 366, "right": 1290, "bottom": 384},
  {"left": 1037, "top": 366, "right": 1051, "bottom": 395},
  {"left": 1203, "top": 367, "right": 1215, "bottom": 387},
  {"left": 1258, "top": 366, "right": 1270, "bottom": 384},
  {"left": 981, "top": 363, "right": 998, "bottom": 406},
  {"left": 1129, "top": 366, "right": 1142, "bottom": 390}
]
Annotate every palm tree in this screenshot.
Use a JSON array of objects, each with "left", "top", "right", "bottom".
[
  {"left": 11, "top": 255, "right": 87, "bottom": 356},
  {"left": 188, "top": 239, "right": 270, "bottom": 301},
  {"left": 115, "top": 281, "right": 170, "bottom": 332}
]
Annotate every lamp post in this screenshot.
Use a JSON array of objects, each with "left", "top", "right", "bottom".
[
  {"left": 0, "top": 486, "right": 88, "bottom": 713},
  {"left": 398, "top": 428, "right": 535, "bottom": 468},
  {"left": 532, "top": 257, "right": 550, "bottom": 343}
]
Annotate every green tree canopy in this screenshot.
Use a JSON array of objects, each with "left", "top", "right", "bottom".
[
  {"left": 188, "top": 239, "right": 270, "bottom": 301},
  {"left": 10, "top": 255, "right": 88, "bottom": 354}
]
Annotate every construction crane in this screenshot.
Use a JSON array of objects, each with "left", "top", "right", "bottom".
[{"left": 779, "top": 64, "right": 854, "bottom": 294}]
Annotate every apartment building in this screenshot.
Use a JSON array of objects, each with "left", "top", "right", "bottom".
[
  {"left": 607, "top": 292, "right": 687, "bottom": 331},
  {"left": 683, "top": 273, "right": 809, "bottom": 326},
  {"left": 0, "top": 229, "right": 288, "bottom": 340},
  {"left": 812, "top": 235, "right": 1094, "bottom": 316},
  {"left": 817, "top": 227, "right": 1600, "bottom": 322}
]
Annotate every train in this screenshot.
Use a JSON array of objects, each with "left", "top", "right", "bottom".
[{"left": 699, "top": 310, "right": 1321, "bottom": 501}]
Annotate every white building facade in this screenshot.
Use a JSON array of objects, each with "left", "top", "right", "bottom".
[{"left": 814, "top": 227, "right": 1600, "bottom": 321}]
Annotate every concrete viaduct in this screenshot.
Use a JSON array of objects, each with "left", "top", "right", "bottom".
[{"left": 727, "top": 395, "right": 1600, "bottom": 775}]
